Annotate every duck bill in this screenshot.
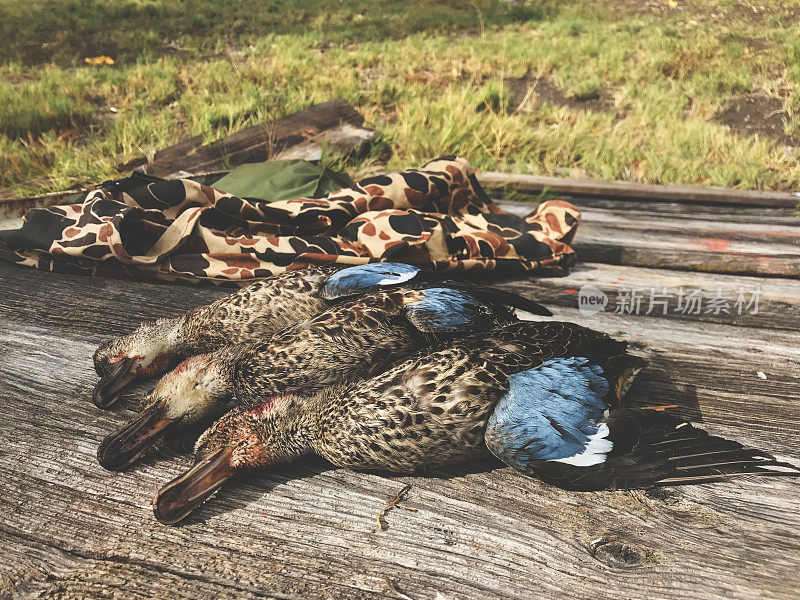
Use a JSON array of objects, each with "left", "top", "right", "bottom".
[
  {"left": 92, "top": 357, "right": 137, "bottom": 408},
  {"left": 152, "top": 447, "right": 235, "bottom": 525},
  {"left": 97, "top": 399, "right": 176, "bottom": 471}
]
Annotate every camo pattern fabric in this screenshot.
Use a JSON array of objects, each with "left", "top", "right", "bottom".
[{"left": 0, "top": 157, "right": 580, "bottom": 284}]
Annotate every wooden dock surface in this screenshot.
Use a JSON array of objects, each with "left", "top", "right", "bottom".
[{"left": 1, "top": 196, "right": 799, "bottom": 600}]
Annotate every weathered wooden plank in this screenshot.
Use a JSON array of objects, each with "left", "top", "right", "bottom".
[
  {"left": 538, "top": 196, "right": 800, "bottom": 220},
  {"left": 0, "top": 260, "right": 231, "bottom": 337},
  {"left": 1, "top": 317, "right": 799, "bottom": 600},
  {"left": 496, "top": 261, "right": 800, "bottom": 331},
  {"left": 0, "top": 101, "right": 373, "bottom": 207},
  {"left": 0, "top": 530, "right": 271, "bottom": 600},
  {"left": 2, "top": 256, "right": 797, "bottom": 344},
  {"left": 1, "top": 259, "right": 799, "bottom": 599},
  {"left": 480, "top": 171, "right": 800, "bottom": 208},
  {"left": 500, "top": 201, "right": 800, "bottom": 277}
]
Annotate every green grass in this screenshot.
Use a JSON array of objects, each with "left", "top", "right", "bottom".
[{"left": 1, "top": 0, "right": 800, "bottom": 195}]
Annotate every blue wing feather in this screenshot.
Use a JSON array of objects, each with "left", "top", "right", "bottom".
[
  {"left": 402, "top": 288, "right": 495, "bottom": 333},
  {"left": 318, "top": 263, "right": 422, "bottom": 300},
  {"left": 486, "top": 357, "right": 613, "bottom": 471}
]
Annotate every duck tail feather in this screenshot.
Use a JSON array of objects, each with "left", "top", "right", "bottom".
[
  {"left": 528, "top": 409, "right": 799, "bottom": 491},
  {"left": 604, "top": 409, "right": 800, "bottom": 489}
]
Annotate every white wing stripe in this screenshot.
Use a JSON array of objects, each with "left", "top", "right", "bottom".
[
  {"left": 377, "top": 272, "right": 417, "bottom": 286},
  {"left": 549, "top": 423, "right": 613, "bottom": 466}
]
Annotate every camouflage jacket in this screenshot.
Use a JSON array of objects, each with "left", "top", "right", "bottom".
[{"left": 0, "top": 157, "right": 580, "bottom": 284}]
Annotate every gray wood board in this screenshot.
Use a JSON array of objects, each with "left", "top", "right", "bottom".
[
  {"left": 495, "top": 261, "right": 800, "bottom": 331},
  {"left": 479, "top": 171, "right": 800, "bottom": 208},
  {"left": 1, "top": 260, "right": 799, "bottom": 600},
  {"left": 499, "top": 200, "right": 800, "bottom": 277}
]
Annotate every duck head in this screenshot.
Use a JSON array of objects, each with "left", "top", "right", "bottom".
[
  {"left": 93, "top": 318, "right": 184, "bottom": 408},
  {"left": 152, "top": 396, "right": 308, "bottom": 524},
  {"left": 97, "top": 353, "right": 235, "bottom": 471}
]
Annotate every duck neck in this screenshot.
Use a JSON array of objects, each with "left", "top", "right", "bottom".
[
  {"left": 204, "top": 345, "right": 249, "bottom": 400},
  {"left": 173, "top": 309, "right": 212, "bottom": 356},
  {"left": 124, "top": 316, "right": 190, "bottom": 377},
  {"left": 242, "top": 400, "right": 320, "bottom": 468}
]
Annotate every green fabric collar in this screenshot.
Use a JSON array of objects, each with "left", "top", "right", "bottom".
[{"left": 210, "top": 160, "right": 353, "bottom": 202}]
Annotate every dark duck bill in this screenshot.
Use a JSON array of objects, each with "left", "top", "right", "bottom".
[
  {"left": 92, "top": 357, "right": 137, "bottom": 408},
  {"left": 153, "top": 447, "right": 235, "bottom": 525},
  {"left": 97, "top": 399, "right": 177, "bottom": 471}
]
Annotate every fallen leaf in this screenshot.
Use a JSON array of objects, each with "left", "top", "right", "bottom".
[{"left": 84, "top": 55, "right": 115, "bottom": 66}]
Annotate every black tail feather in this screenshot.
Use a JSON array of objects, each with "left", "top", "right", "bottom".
[
  {"left": 608, "top": 410, "right": 799, "bottom": 489},
  {"left": 448, "top": 282, "right": 553, "bottom": 317},
  {"left": 529, "top": 409, "right": 799, "bottom": 491}
]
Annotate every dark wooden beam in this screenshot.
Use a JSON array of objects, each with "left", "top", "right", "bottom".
[{"left": 120, "top": 99, "right": 373, "bottom": 178}]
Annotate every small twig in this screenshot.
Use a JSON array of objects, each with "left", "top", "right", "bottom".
[
  {"left": 385, "top": 578, "right": 415, "bottom": 600},
  {"left": 376, "top": 483, "right": 416, "bottom": 531},
  {"left": 513, "top": 73, "right": 542, "bottom": 115},
  {"left": 512, "top": 84, "right": 536, "bottom": 115},
  {"left": 641, "top": 404, "right": 679, "bottom": 411}
]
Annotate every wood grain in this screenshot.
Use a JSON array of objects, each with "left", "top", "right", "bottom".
[
  {"left": 1, "top": 195, "right": 799, "bottom": 599},
  {"left": 128, "top": 99, "right": 372, "bottom": 178},
  {"left": 495, "top": 261, "right": 800, "bottom": 331},
  {"left": 480, "top": 171, "right": 800, "bottom": 208},
  {"left": 1, "top": 309, "right": 799, "bottom": 600},
  {"left": 500, "top": 201, "right": 800, "bottom": 277}
]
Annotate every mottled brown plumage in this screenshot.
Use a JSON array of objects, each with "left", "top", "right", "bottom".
[
  {"left": 91, "top": 262, "right": 551, "bottom": 408},
  {"left": 152, "top": 322, "right": 626, "bottom": 523},
  {"left": 97, "top": 286, "right": 519, "bottom": 471},
  {"left": 92, "top": 266, "right": 338, "bottom": 407},
  {"left": 202, "top": 321, "right": 619, "bottom": 472},
  {"left": 153, "top": 321, "right": 799, "bottom": 524}
]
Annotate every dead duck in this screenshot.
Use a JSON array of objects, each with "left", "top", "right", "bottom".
[
  {"left": 97, "top": 282, "right": 549, "bottom": 471},
  {"left": 92, "top": 266, "right": 336, "bottom": 408},
  {"left": 151, "top": 320, "right": 799, "bottom": 524},
  {"left": 92, "top": 262, "right": 551, "bottom": 408}
]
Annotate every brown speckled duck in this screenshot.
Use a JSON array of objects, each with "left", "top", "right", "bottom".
[
  {"left": 97, "top": 273, "right": 551, "bottom": 471},
  {"left": 92, "top": 266, "right": 336, "bottom": 408},
  {"left": 151, "top": 321, "right": 799, "bottom": 525},
  {"left": 92, "top": 263, "right": 551, "bottom": 408}
]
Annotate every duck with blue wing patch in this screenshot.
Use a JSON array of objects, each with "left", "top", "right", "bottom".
[
  {"left": 317, "top": 262, "right": 422, "bottom": 299},
  {"left": 318, "top": 261, "right": 552, "bottom": 318},
  {"left": 485, "top": 355, "right": 799, "bottom": 491},
  {"left": 401, "top": 288, "right": 497, "bottom": 333},
  {"left": 151, "top": 320, "right": 799, "bottom": 524},
  {"left": 97, "top": 280, "right": 540, "bottom": 471},
  {"left": 92, "top": 262, "right": 550, "bottom": 408},
  {"left": 487, "top": 357, "right": 614, "bottom": 470}
]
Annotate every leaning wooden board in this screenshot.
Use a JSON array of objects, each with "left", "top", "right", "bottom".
[{"left": 0, "top": 196, "right": 799, "bottom": 599}]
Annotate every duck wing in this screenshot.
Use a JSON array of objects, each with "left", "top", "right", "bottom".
[
  {"left": 318, "top": 263, "right": 424, "bottom": 299},
  {"left": 318, "top": 263, "right": 552, "bottom": 317},
  {"left": 400, "top": 287, "right": 499, "bottom": 333},
  {"left": 485, "top": 358, "right": 799, "bottom": 490}
]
